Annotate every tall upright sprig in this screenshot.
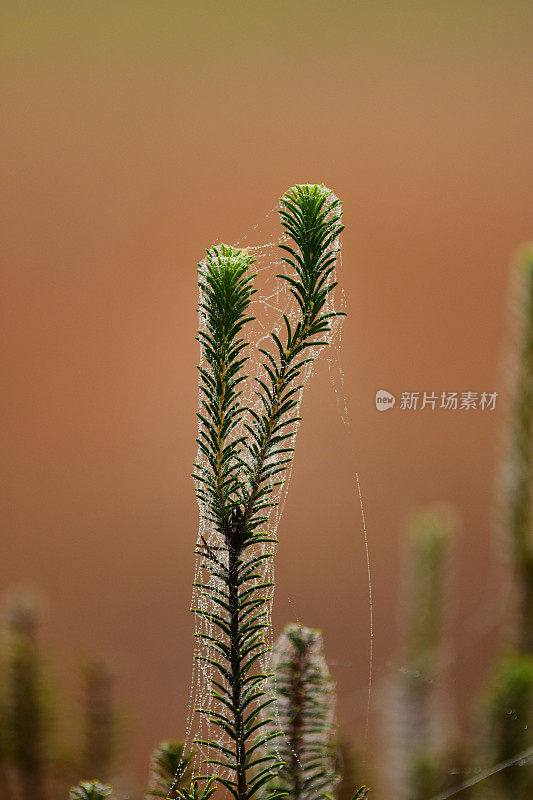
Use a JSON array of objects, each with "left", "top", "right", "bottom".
[
  {"left": 267, "top": 624, "right": 339, "bottom": 800},
  {"left": 241, "top": 184, "right": 343, "bottom": 535},
  {"left": 191, "top": 187, "right": 344, "bottom": 800},
  {"left": 193, "top": 244, "right": 283, "bottom": 800},
  {"left": 194, "top": 243, "right": 256, "bottom": 534}
]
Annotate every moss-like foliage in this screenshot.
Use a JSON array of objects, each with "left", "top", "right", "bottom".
[
  {"left": 146, "top": 741, "right": 194, "bottom": 799},
  {"left": 267, "top": 624, "right": 339, "bottom": 800},
  {"left": 69, "top": 780, "right": 115, "bottom": 800},
  {"left": 192, "top": 185, "right": 344, "bottom": 800},
  {"left": 480, "top": 653, "right": 533, "bottom": 799}
]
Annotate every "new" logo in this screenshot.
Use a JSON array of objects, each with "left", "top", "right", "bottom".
[{"left": 375, "top": 389, "right": 396, "bottom": 411}]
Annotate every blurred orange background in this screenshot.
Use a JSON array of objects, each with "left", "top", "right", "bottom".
[{"left": 2, "top": 1, "right": 533, "bottom": 785}]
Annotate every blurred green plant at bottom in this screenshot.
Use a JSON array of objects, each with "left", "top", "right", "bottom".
[
  {"left": 0, "top": 587, "right": 120, "bottom": 799},
  {"left": 145, "top": 741, "right": 194, "bottom": 799},
  {"left": 505, "top": 246, "right": 533, "bottom": 654},
  {"left": 384, "top": 506, "right": 456, "bottom": 800},
  {"left": 266, "top": 623, "right": 340, "bottom": 800},
  {"left": 69, "top": 779, "right": 116, "bottom": 800},
  {"left": 3, "top": 590, "right": 51, "bottom": 800},
  {"left": 477, "top": 654, "right": 533, "bottom": 800},
  {"left": 473, "top": 246, "right": 533, "bottom": 800}
]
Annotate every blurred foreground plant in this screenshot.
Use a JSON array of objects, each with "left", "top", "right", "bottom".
[
  {"left": 475, "top": 246, "right": 533, "bottom": 800},
  {"left": 505, "top": 246, "right": 533, "bottom": 652},
  {"left": 385, "top": 507, "right": 455, "bottom": 800},
  {"left": 0, "top": 589, "right": 118, "bottom": 799},
  {"left": 69, "top": 780, "right": 115, "bottom": 800},
  {"left": 266, "top": 624, "right": 340, "bottom": 800},
  {"left": 4, "top": 592, "right": 50, "bottom": 800},
  {"left": 479, "top": 654, "right": 533, "bottom": 799},
  {"left": 146, "top": 742, "right": 194, "bottom": 799}
]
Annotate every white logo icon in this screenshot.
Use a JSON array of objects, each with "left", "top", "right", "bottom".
[{"left": 375, "top": 389, "right": 396, "bottom": 411}]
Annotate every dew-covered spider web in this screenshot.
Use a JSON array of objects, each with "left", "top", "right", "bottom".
[
  {"left": 171, "top": 187, "right": 347, "bottom": 794},
  {"left": 165, "top": 188, "right": 533, "bottom": 800}
]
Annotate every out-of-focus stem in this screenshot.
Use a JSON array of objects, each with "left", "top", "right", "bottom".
[
  {"left": 391, "top": 507, "right": 454, "bottom": 800},
  {"left": 506, "top": 247, "right": 533, "bottom": 652},
  {"left": 5, "top": 594, "right": 48, "bottom": 800}
]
